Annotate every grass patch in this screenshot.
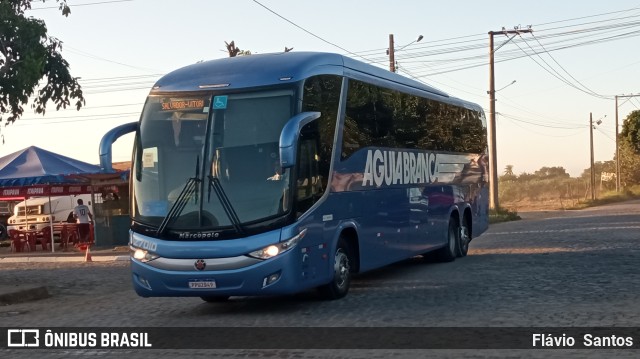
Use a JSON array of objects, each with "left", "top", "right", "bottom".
[
  {"left": 489, "top": 206, "right": 521, "bottom": 224},
  {"left": 567, "top": 188, "right": 640, "bottom": 210}
]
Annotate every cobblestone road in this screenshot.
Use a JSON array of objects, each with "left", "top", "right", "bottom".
[{"left": 2, "top": 200, "right": 640, "bottom": 358}]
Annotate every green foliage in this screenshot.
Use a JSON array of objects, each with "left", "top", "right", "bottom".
[
  {"left": 499, "top": 165, "right": 590, "bottom": 209},
  {"left": 499, "top": 162, "right": 638, "bottom": 211},
  {"left": 620, "top": 110, "right": 640, "bottom": 154},
  {"left": 533, "top": 166, "right": 570, "bottom": 178},
  {"left": 618, "top": 114, "right": 640, "bottom": 186},
  {"left": 0, "top": 0, "right": 84, "bottom": 129}
]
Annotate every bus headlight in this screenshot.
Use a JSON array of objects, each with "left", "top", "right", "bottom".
[
  {"left": 248, "top": 229, "right": 307, "bottom": 260},
  {"left": 130, "top": 246, "right": 159, "bottom": 262}
]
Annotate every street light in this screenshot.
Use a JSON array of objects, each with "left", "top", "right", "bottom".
[
  {"left": 496, "top": 80, "right": 516, "bottom": 92},
  {"left": 590, "top": 113, "right": 605, "bottom": 200},
  {"left": 387, "top": 34, "right": 424, "bottom": 72},
  {"left": 487, "top": 80, "right": 517, "bottom": 97}
]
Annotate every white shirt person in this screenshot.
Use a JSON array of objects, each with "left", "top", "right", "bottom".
[{"left": 73, "top": 199, "right": 94, "bottom": 243}]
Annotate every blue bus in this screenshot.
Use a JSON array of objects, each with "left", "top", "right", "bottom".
[{"left": 101, "top": 52, "right": 489, "bottom": 301}]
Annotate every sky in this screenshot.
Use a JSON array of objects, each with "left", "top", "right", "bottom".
[{"left": 2, "top": 0, "right": 640, "bottom": 177}]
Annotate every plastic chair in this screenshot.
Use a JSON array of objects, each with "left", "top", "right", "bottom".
[
  {"left": 53, "top": 224, "right": 66, "bottom": 250},
  {"left": 66, "top": 224, "right": 80, "bottom": 247},
  {"left": 37, "top": 226, "right": 52, "bottom": 251},
  {"left": 9, "top": 230, "right": 30, "bottom": 253},
  {"left": 25, "top": 232, "right": 38, "bottom": 251}
]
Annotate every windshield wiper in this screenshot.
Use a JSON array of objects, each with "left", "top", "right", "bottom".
[
  {"left": 207, "top": 175, "right": 244, "bottom": 235},
  {"left": 157, "top": 157, "right": 200, "bottom": 236}
]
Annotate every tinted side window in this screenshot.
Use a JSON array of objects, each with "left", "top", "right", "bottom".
[
  {"left": 299, "top": 75, "right": 341, "bottom": 215},
  {"left": 342, "top": 79, "right": 487, "bottom": 158}
]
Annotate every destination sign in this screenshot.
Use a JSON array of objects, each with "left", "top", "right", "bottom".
[{"left": 161, "top": 99, "right": 206, "bottom": 111}]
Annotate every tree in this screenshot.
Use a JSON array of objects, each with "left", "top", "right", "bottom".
[
  {"left": 618, "top": 140, "right": 640, "bottom": 186},
  {"left": 618, "top": 110, "right": 640, "bottom": 187},
  {"left": 504, "top": 165, "right": 514, "bottom": 176},
  {"left": 533, "top": 166, "right": 569, "bottom": 179},
  {"left": 620, "top": 110, "right": 640, "bottom": 153},
  {"left": 501, "top": 164, "right": 517, "bottom": 182},
  {"left": 0, "top": 0, "right": 85, "bottom": 130}
]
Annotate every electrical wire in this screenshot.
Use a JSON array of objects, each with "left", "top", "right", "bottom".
[
  {"left": 498, "top": 112, "right": 585, "bottom": 130},
  {"left": 250, "top": 0, "right": 380, "bottom": 65},
  {"left": 499, "top": 113, "right": 586, "bottom": 138},
  {"left": 596, "top": 127, "right": 616, "bottom": 142},
  {"left": 29, "top": 0, "right": 134, "bottom": 10},
  {"left": 509, "top": 34, "right": 612, "bottom": 99}
]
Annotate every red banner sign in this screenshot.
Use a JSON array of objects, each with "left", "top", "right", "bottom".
[{"left": 0, "top": 184, "right": 96, "bottom": 199}]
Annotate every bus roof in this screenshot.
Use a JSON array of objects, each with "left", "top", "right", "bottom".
[{"left": 152, "top": 52, "right": 480, "bottom": 111}]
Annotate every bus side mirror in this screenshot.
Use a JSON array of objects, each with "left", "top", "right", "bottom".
[
  {"left": 279, "top": 111, "right": 321, "bottom": 169},
  {"left": 99, "top": 121, "right": 138, "bottom": 173}
]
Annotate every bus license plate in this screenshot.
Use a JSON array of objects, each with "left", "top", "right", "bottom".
[{"left": 189, "top": 280, "right": 216, "bottom": 289}]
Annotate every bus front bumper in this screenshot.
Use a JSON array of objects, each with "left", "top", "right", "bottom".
[{"left": 130, "top": 248, "right": 304, "bottom": 297}]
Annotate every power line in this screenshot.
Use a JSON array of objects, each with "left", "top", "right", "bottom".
[
  {"left": 65, "top": 46, "right": 162, "bottom": 73},
  {"left": 498, "top": 112, "right": 585, "bottom": 130},
  {"left": 499, "top": 113, "right": 586, "bottom": 138},
  {"left": 29, "top": 0, "right": 134, "bottom": 10},
  {"left": 18, "top": 112, "right": 140, "bottom": 121},
  {"left": 596, "top": 127, "right": 616, "bottom": 142},
  {"left": 519, "top": 33, "right": 611, "bottom": 99},
  {"left": 250, "top": 0, "right": 379, "bottom": 65},
  {"left": 533, "top": 6, "right": 640, "bottom": 28}
]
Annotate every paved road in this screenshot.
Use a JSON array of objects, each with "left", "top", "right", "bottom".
[{"left": 1, "top": 200, "right": 640, "bottom": 358}]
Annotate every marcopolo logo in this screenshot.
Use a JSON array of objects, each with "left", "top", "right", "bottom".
[{"left": 7, "top": 329, "right": 40, "bottom": 347}]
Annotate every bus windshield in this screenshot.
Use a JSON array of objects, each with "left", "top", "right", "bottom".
[{"left": 133, "top": 90, "right": 295, "bottom": 234}]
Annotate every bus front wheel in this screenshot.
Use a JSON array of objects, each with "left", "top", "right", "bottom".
[{"left": 318, "top": 238, "right": 351, "bottom": 300}]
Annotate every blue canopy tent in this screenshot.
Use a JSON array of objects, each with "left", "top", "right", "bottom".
[
  {"left": 0, "top": 146, "right": 101, "bottom": 186},
  {"left": 0, "top": 146, "right": 102, "bottom": 251}
]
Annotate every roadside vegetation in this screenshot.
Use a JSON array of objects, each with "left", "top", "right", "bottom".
[{"left": 494, "top": 110, "right": 640, "bottom": 223}]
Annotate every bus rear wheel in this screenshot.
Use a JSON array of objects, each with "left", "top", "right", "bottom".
[
  {"left": 435, "top": 218, "right": 458, "bottom": 262},
  {"left": 318, "top": 238, "right": 351, "bottom": 300}
]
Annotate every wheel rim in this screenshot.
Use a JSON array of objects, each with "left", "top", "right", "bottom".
[
  {"left": 460, "top": 225, "right": 470, "bottom": 252},
  {"left": 334, "top": 248, "right": 350, "bottom": 289}
]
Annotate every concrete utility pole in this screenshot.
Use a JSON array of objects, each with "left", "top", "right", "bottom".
[
  {"left": 487, "top": 27, "right": 532, "bottom": 209},
  {"left": 388, "top": 34, "right": 423, "bottom": 73},
  {"left": 590, "top": 112, "right": 596, "bottom": 201},
  {"left": 614, "top": 94, "right": 640, "bottom": 192},
  {"left": 388, "top": 34, "right": 395, "bottom": 72},
  {"left": 615, "top": 95, "right": 619, "bottom": 192}
]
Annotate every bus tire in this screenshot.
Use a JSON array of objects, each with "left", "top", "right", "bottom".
[
  {"left": 456, "top": 221, "right": 470, "bottom": 257},
  {"left": 318, "top": 237, "right": 351, "bottom": 300},
  {"left": 435, "top": 218, "right": 458, "bottom": 262},
  {"left": 200, "top": 296, "right": 230, "bottom": 303}
]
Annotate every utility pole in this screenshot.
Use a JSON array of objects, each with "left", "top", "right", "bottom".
[
  {"left": 615, "top": 95, "right": 619, "bottom": 192},
  {"left": 487, "top": 27, "right": 532, "bottom": 209},
  {"left": 614, "top": 94, "right": 640, "bottom": 192},
  {"left": 590, "top": 112, "right": 596, "bottom": 201},
  {"left": 388, "top": 34, "right": 395, "bottom": 72}
]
